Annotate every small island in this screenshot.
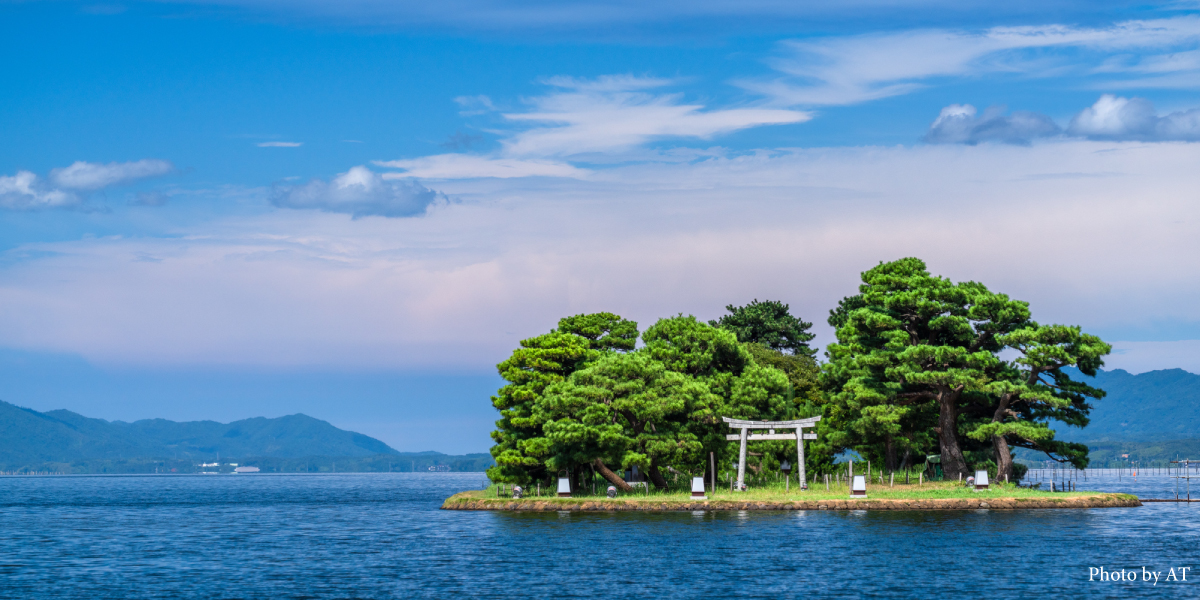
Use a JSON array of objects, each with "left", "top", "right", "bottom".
[
  {"left": 443, "top": 482, "right": 1140, "bottom": 511},
  {"left": 467, "top": 261, "right": 1144, "bottom": 514}
]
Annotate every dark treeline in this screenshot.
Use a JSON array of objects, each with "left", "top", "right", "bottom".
[{"left": 1053, "top": 439, "right": 1200, "bottom": 468}]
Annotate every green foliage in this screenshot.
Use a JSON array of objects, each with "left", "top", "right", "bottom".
[
  {"left": 961, "top": 323, "right": 1111, "bottom": 469},
  {"left": 557, "top": 312, "right": 639, "bottom": 352},
  {"left": 488, "top": 265, "right": 1113, "bottom": 488},
  {"left": 822, "top": 258, "right": 1008, "bottom": 474},
  {"left": 640, "top": 315, "right": 809, "bottom": 480},
  {"left": 711, "top": 299, "right": 816, "bottom": 357},
  {"left": 822, "top": 257, "right": 1110, "bottom": 477},
  {"left": 486, "top": 312, "right": 639, "bottom": 484},
  {"left": 489, "top": 313, "right": 818, "bottom": 489},
  {"left": 827, "top": 294, "right": 867, "bottom": 330},
  {"left": 643, "top": 314, "right": 751, "bottom": 378},
  {"left": 536, "top": 352, "right": 715, "bottom": 481},
  {"left": 740, "top": 343, "right": 835, "bottom": 475}
]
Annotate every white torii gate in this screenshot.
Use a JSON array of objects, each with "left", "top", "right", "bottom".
[{"left": 723, "top": 416, "right": 820, "bottom": 491}]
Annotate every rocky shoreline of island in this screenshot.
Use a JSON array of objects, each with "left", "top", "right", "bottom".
[{"left": 441, "top": 492, "right": 1141, "bottom": 511}]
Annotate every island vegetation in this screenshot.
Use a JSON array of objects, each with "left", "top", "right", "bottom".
[{"left": 484, "top": 257, "right": 1113, "bottom": 498}]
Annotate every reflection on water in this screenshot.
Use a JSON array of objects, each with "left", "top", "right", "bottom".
[{"left": 0, "top": 473, "right": 1194, "bottom": 599}]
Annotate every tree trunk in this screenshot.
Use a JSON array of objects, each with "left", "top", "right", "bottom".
[
  {"left": 937, "top": 388, "right": 969, "bottom": 479},
  {"left": 993, "top": 435, "right": 1014, "bottom": 483},
  {"left": 991, "top": 392, "right": 1015, "bottom": 482},
  {"left": 647, "top": 461, "right": 669, "bottom": 491},
  {"left": 593, "top": 459, "right": 634, "bottom": 493},
  {"left": 885, "top": 435, "right": 898, "bottom": 472}
]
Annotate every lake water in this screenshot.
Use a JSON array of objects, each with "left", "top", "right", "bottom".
[{"left": 1, "top": 472, "right": 1197, "bottom": 598}]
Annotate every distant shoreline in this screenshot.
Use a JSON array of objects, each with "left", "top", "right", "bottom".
[{"left": 0, "top": 453, "right": 494, "bottom": 475}]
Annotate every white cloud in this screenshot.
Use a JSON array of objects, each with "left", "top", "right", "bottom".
[
  {"left": 748, "top": 18, "right": 1200, "bottom": 106},
  {"left": 1069, "top": 95, "right": 1156, "bottom": 136},
  {"left": 257, "top": 142, "right": 303, "bottom": 147},
  {"left": 1, "top": 159, "right": 175, "bottom": 211},
  {"left": 271, "top": 165, "right": 445, "bottom": 218},
  {"left": 0, "top": 171, "right": 80, "bottom": 210},
  {"left": 499, "top": 76, "right": 811, "bottom": 157},
  {"left": 1068, "top": 94, "right": 1200, "bottom": 140},
  {"left": 374, "top": 155, "right": 588, "bottom": 179},
  {"left": 6, "top": 140, "right": 1200, "bottom": 370},
  {"left": 50, "top": 159, "right": 173, "bottom": 190},
  {"left": 371, "top": 75, "right": 810, "bottom": 179},
  {"left": 924, "top": 95, "right": 1200, "bottom": 144},
  {"left": 924, "top": 104, "right": 1061, "bottom": 145}
]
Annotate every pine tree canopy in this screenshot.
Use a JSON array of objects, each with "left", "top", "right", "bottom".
[{"left": 710, "top": 299, "right": 816, "bottom": 357}]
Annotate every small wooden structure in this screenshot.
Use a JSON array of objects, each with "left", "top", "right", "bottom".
[
  {"left": 691, "top": 476, "right": 707, "bottom": 500},
  {"left": 723, "top": 416, "right": 820, "bottom": 492},
  {"left": 556, "top": 477, "right": 571, "bottom": 498}
]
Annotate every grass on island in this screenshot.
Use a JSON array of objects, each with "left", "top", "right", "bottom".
[{"left": 465, "top": 477, "right": 1118, "bottom": 504}]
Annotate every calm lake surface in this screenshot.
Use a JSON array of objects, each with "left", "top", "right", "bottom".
[{"left": 1, "top": 472, "right": 1197, "bottom": 599}]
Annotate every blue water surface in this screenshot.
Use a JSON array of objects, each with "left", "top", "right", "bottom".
[{"left": 1, "top": 473, "right": 1197, "bottom": 599}]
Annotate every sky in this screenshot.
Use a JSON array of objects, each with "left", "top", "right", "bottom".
[{"left": 3, "top": 0, "right": 1200, "bottom": 453}]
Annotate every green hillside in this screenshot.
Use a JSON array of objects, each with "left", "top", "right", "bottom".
[
  {"left": 1058, "top": 368, "right": 1200, "bottom": 442},
  {"left": 0, "top": 400, "right": 398, "bottom": 466}
]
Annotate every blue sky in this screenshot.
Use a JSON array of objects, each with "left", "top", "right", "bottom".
[{"left": 4, "top": 0, "right": 1200, "bottom": 452}]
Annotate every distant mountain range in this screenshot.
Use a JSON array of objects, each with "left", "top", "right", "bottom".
[
  {"left": 0, "top": 401, "right": 495, "bottom": 473},
  {"left": 4, "top": 366, "right": 1195, "bottom": 472},
  {"left": 0, "top": 400, "right": 410, "bottom": 466},
  {"left": 1058, "top": 368, "right": 1200, "bottom": 442}
]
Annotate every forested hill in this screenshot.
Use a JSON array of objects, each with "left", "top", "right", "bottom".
[
  {"left": 1061, "top": 368, "right": 1200, "bottom": 442},
  {"left": 0, "top": 400, "right": 399, "bottom": 464}
]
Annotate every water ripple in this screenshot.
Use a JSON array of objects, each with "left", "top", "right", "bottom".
[{"left": 0, "top": 473, "right": 1194, "bottom": 599}]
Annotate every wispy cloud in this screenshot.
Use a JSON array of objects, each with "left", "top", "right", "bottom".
[
  {"left": 50, "top": 159, "right": 173, "bottom": 190},
  {"left": 271, "top": 166, "right": 445, "bottom": 218},
  {"left": 373, "top": 75, "right": 810, "bottom": 179},
  {"left": 1, "top": 160, "right": 174, "bottom": 211},
  {"left": 257, "top": 141, "right": 303, "bottom": 147},
  {"left": 500, "top": 76, "right": 810, "bottom": 157},
  {"left": 375, "top": 155, "right": 588, "bottom": 179},
  {"left": 747, "top": 18, "right": 1200, "bottom": 106}
]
